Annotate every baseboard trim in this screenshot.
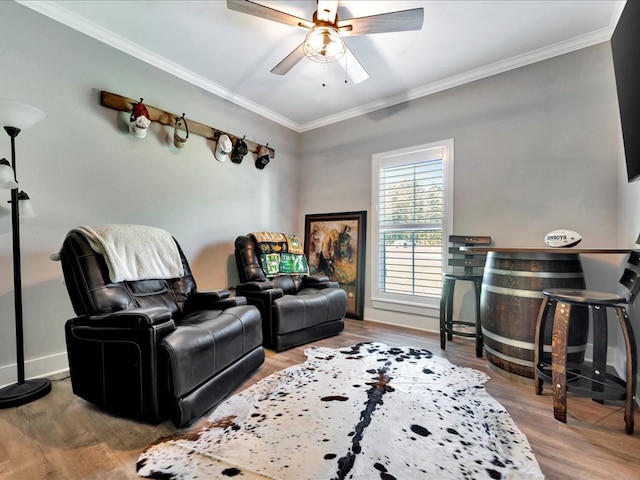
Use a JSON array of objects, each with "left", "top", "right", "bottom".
[{"left": 0, "top": 351, "right": 69, "bottom": 388}]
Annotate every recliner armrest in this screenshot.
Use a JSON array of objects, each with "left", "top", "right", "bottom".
[
  {"left": 301, "top": 276, "right": 339, "bottom": 290},
  {"left": 72, "top": 306, "right": 175, "bottom": 329},
  {"left": 185, "top": 290, "right": 247, "bottom": 312},
  {"left": 236, "top": 280, "right": 276, "bottom": 291},
  {"left": 236, "top": 283, "right": 284, "bottom": 301},
  {"left": 303, "top": 275, "right": 330, "bottom": 283},
  {"left": 196, "top": 288, "right": 231, "bottom": 300}
]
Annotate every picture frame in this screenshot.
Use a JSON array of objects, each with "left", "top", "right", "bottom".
[{"left": 304, "top": 211, "right": 367, "bottom": 320}]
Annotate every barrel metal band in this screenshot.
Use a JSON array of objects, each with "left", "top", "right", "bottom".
[
  {"left": 483, "top": 267, "right": 585, "bottom": 279},
  {"left": 482, "top": 284, "right": 545, "bottom": 298},
  {"left": 482, "top": 327, "right": 587, "bottom": 354},
  {"left": 484, "top": 344, "right": 534, "bottom": 367}
]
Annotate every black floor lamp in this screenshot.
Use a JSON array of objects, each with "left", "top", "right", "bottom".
[{"left": 0, "top": 98, "right": 51, "bottom": 408}]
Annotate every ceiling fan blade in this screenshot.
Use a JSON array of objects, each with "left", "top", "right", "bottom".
[
  {"left": 270, "top": 42, "right": 306, "bottom": 75},
  {"left": 316, "top": 0, "right": 339, "bottom": 23},
  {"left": 336, "top": 47, "right": 369, "bottom": 84},
  {"left": 338, "top": 8, "right": 424, "bottom": 36},
  {"left": 227, "top": 0, "right": 314, "bottom": 30}
]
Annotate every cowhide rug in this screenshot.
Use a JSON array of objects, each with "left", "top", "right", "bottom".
[{"left": 137, "top": 342, "right": 544, "bottom": 479}]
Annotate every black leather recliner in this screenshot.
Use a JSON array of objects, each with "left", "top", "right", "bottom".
[
  {"left": 58, "top": 230, "right": 264, "bottom": 428},
  {"left": 234, "top": 234, "right": 347, "bottom": 351}
]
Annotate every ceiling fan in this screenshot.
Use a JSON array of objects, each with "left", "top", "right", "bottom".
[{"left": 227, "top": 0, "right": 424, "bottom": 84}]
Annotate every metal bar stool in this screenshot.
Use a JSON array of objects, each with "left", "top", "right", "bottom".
[
  {"left": 534, "top": 250, "right": 639, "bottom": 434},
  {"left": 440, "top": 235, "right": 491, "bottom": 358}
]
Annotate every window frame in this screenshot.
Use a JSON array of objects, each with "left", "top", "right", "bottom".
[{"left": 371, "top": 138, "right": 454, "bottom": 313}]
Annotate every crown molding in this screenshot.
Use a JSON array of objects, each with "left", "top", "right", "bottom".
[
  {"left": 17, "top": 1, "right": 624, "bottom": 134},
  {"left": 298, "top": 1, "right": 626, "bottom": 131},
  {"left": 298, "top": 26, "right": 616, "bottom": 132},
  {"left": 16, "top": 1, "right": 301, "bottom": 131}
]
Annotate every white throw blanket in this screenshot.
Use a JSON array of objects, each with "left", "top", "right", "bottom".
[{"left": 51, "top": 224, "right": 184, "bottom": 282}]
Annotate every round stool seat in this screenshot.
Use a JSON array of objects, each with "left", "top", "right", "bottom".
[
  {"left": 443, "top": 272, "right": 483, "bottom": 282},
  {"left": 543, "top": 288, "right": 625, "bottom": 305}
]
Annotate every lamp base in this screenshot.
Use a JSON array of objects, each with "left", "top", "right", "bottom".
[{"left": 0, "top": 378, "right": 51, "bottom": 408}]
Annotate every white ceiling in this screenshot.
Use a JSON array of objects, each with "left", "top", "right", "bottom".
[{"left": 19, "top": 1, "right": 625, "bottom": 132}]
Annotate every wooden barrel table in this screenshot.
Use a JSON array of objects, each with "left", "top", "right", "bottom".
[{"left": 480, "top": 251, "right": 589, "bottom": 383}]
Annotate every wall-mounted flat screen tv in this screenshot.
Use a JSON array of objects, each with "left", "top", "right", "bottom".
[{"left": 611, "top": 1, "right": 640, "bottom": 182}]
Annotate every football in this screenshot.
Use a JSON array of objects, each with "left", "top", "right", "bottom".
[{"left": 544, "top": 229, "right": 582, "bottom": 248}]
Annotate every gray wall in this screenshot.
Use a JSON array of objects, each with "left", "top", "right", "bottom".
[
  {"left": 299, "top": 43, "right": 623, "bottom": 331},
  {"left": 0, "top": 2, "right": 299, "bottom": 385},
  {"left": 0, "top": 2, "right": 634, "bottom": 386}
]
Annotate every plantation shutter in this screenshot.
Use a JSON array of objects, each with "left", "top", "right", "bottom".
[{"left": 377, "top": 147, "right": 445, "bottom": 298}]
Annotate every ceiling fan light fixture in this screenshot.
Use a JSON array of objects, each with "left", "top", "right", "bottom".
[{"left": 303, "top": 25, "right": 346, "bottom": 63}]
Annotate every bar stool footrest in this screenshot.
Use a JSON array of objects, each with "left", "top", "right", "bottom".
[
  {"left": 536, "top": 362, "right": 627, "bottom": 402},
  {"left": 444, "top": 321, "right": 478, "bottom": 338}
]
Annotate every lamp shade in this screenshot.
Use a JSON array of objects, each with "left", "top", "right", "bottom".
[
  {"left": 0, "top": 158, "right": 17, "bottom": 189},
  {"left": 0, "top": 98, "right": 45, "bottom": 130},
  {"left": 17, "top": 191, "right": 36, "bottom": 218}
]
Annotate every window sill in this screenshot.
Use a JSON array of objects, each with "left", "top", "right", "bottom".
[{"left": 371, "top": 297, "right": 439, "bottom": 317}]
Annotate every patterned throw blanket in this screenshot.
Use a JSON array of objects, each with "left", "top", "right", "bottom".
[
  {"left": 249, "top": 231, "right": 309, "bottom": 277},
  {"left": 137, "top": 342, "right": 544, "bottom": 479}
]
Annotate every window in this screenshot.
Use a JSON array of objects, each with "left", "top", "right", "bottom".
[{"left": 371, "top": 139, "right": 453, "bottom": 311}]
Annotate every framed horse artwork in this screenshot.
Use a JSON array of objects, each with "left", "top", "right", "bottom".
[{"left": 304, "top": 211, "right": 366, "bottom": 319}]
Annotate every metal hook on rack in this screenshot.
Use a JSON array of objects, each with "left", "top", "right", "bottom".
[
  {"left": 173, "top": 113, "right": 189, "bottom": 149},
  {"left": 100, "top": 91, "right": 276, "bottom": 157}
]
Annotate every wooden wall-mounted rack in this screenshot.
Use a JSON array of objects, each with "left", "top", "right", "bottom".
[{"left": 99, "top": 91, "right": 274, "bottom": 158}]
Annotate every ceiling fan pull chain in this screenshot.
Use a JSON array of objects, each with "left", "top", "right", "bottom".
[{"left": 344, "top": 50, "right": 348, "bottom": 85}]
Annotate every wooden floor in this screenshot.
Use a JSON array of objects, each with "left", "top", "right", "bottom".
[{"left": 1, "top": 319, "right": 639, "bottom": 479}]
